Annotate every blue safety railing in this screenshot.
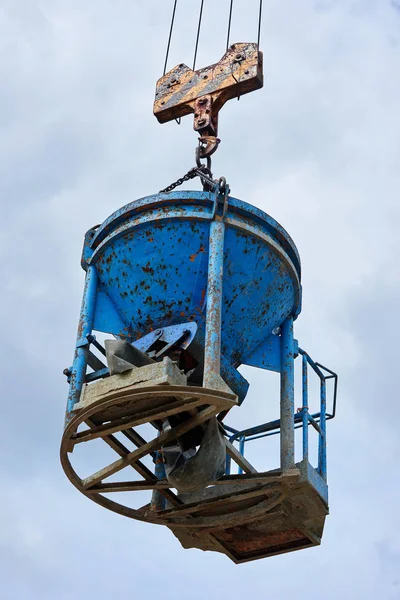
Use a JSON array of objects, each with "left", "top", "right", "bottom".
[{"left": 224, "top": 348, "right": 337, "bottom": 482}]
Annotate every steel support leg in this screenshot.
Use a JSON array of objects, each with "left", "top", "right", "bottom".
[
  {"left": 280, "top": 316, "right": 295, "bottom": 470},
  {"left": 238, "top": 436, "right": 245, "bottom": 475},
  {"left": 66, "top": 266, "right": 99, "bottom": 418},
  {"left": 150, "top": 451, "right": 167, "bottom": 511},
  {"left": 319, "top": 379, "right": 327, "bottom": 481},
  {"left": 302, "top": 353, "right": 309, "bottom": 463},
  {"left": 203, "top": 219, "right": 225, "bottom": 390}
]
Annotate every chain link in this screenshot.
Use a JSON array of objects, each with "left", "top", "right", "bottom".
[{"left": 159, "top": 165, "right": 216, "bottom": 194}]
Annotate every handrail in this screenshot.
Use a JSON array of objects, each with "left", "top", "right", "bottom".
[{"left": 225, "top": 348, "right": 338, "bottom": 480}]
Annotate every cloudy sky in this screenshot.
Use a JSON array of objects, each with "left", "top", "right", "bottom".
[{"left": 1, "top": 0, "right": 400, "bottom": 598}]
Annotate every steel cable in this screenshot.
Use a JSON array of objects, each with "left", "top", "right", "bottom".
[
  {"left": 193, "top": 0, "right": 205, "bottom": 70},
  {"left": 226, "top": 0, "right": 234, "bottom": 50},
  {"left": 227, "top": 0, "right": 263, "bottom": 52},
  {"left": 257, "top": 0, "right": 263, "bottom": 48},
  {"left": 163, "top": 0, "right": 178, "bottom": 75}
]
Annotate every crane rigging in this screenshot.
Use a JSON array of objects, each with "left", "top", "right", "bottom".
[
  {"left": 61, "top": 0, "right": 338, "bottom": 563},
  {"left": 158, "top": 0, "right": 264, "bottom": 190}
]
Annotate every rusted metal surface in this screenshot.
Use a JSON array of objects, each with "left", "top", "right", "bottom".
[
  {"left": 215, "top": 526, "right": 310, "bottom": 560},
  {"left": 203, "top": 218, "right": 225, "bottom": 390},
  {"left": 280, "top": 317, "right": 295, "bottom": 470},
  {"left": 60, "top": 383, "right": 238, "bottom": 525},
  {"left": 154, "top": 42, "right": 263, "bottom": 157},
  {"left": 62, "top": 183, "right": 337, "bottom": 561},
  {"left": 80, "top": 191, "right": 301, "bottom": 405},
  {"left": 193, "top": 95, "right": 220, "bottom": 158},
  {"left": 83, "top": 417, "right": 183, "bottom": 510},
  {"left": 193, "top": 94, "right": 216, "bottom": 135},
  {"left": 154, "top": 43, "right": 263, "bottom": 125},
  {"left": 72, "top": 386, "right": 237, "bottom": 445},
  {"left": 169, "top": 473, "right": 327, "bottom": 563}
]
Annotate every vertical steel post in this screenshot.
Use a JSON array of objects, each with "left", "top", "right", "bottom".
[
  {"left": 203, "top": 218, "right": 225, "bottom": 389},
  {"left": 150, "top": 451, "right": 166, "bottom": 511},
  {"left": 238, "top": 436, "right": 245, "bottom": 475},
  {"left": 280, "top": 316, "right": 295, "bottom": 470},
  {"left": 302, "top": 353, "right": 309, "bottom": 463},
  {"left": 66, "top": 266, "right": 98, "bottom": 417},
  {"left": 319, "top": 379, "right": 327, "bottom": 481},
  {"left": 225, "top": 453, "right": 231, "bottom": 476}
]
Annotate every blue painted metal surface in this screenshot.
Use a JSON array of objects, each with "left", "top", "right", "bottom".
[
  {"left": 238, "top": 436, "right": 245, "bottom": 475},
  {"left": 244, "top": 333, "right": 281, "bottom": 372},
  {"left": 87, "top": 192, "right": 300, "bottom": 357},
  {"left": 151, "top": 451, "right": 167, "bottom": 511},
  {"left": 319, "top": 379, "right": 327, "bottom": 481},
  {"left": 203, "top": 184, "right": 229, "bottom": 390},
  {"left": 302, "top": 353, "right": 309, "bottom": 463},
  {"left": 75, "top": 190, "right": 301, "bottom": 402},
  {"left": 227, "top": 345, "right": 337, "bottom": 498},
  {"left": 66, "top": 265, "right": 98, "bottom": 417},
  {"left": 65, "top": 187, "right": 337, "bottom": 511},
  {"left": 280, "top": 317, "right": 295, "bottom": 470},
  {"left": 203, "top": 219, "right": 225, "bottom": 388}
]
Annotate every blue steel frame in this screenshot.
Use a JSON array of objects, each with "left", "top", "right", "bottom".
[
  {"left": 225, "top": 347, "right": 338, "bottom": 482},
  {"left": 64, "top": 185, "right": 234, "bottom": 424},
  {"left": 64, "top": 187, "right": 337, "bottom": 499},
  {"left": 65, "top": 265, "right": 99, "bottom": 420}
]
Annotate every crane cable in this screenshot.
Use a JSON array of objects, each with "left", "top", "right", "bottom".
[
  {"left": 163, "top": 0, "right": 178, "bottom": 76},
  {"left": 227, "top": 0, "right": 263, "bottom": 49},
  {"left": 257, "top": 0, "right": 263, "bottom": 48},
  {"left": 163, "top": 0, "right": 264, "bottom": 76},
  {"left": 193, "top": 0, "right": 205, "bottom": 71},
  {"left": 226, "top": 0, "right": 234, "bottom": 51}
]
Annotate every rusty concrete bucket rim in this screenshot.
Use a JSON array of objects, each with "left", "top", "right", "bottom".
[{"left": 89, "top": 190, "right": 301, "bottom": 278}]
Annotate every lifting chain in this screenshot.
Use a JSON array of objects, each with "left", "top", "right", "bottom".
[
  {"left": 159, "top": 165, "right": 213, "bottom": 194},
  {"left": 159, "top": 144, "right": 218, "bottom": 194}
]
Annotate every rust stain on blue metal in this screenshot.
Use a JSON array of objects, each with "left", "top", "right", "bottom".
[
  {"left": 62, "top": 186, "right": 338, "bottom": 563},
  {"left": 71, "top": 191, "right": 302, "bottom": 405}
]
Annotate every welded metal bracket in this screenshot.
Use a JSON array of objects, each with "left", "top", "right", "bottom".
[{"left": 154, "top": 42, "right": 263, "bottom": 158}]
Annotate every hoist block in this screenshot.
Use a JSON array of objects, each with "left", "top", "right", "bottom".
[{"left": 154, "top": 42, "right": 263, "bottom": 130}]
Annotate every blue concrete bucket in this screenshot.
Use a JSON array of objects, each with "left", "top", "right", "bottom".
[
  {"left": 61, "top": 187, "right": 337, "bottom": 563},
  {"left": 84, "top": 190, "right": 301, "bottom": 397}
]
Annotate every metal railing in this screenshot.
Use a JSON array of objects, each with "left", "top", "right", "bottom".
[{"left": 224, "top": 348, "right": 338, "bottom": 481}]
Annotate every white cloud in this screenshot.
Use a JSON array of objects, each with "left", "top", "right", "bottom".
[{"left": 1, "top": 1, "right": 399, "bottom": 598}]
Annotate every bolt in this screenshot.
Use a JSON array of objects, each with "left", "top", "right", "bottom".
[
  {"left": 197, "top": 118, "right": 206, "bottom": 127},
  {"left": 198, "top": 98, "right": 207, "bottom": 105},
  {"left": 63, "top": 368, "right": 72, "bottom": 377},
  {"left": 155, "top": 329, "right": 162, "bottom": 335},
  {"left": 235, "top": 53, "right": 243, "bottom": 60}
]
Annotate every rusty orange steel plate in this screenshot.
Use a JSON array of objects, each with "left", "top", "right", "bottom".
[{"left": 154, "top": 42, "right": 263, "bottom": 124}]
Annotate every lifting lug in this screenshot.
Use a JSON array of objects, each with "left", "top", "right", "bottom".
[{"left": 198, "top": 135, "right": 220, "bottom": 159}]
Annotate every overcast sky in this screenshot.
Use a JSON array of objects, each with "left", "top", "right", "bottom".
[{"left": 1, "top": 0, "right": 400, "bottom": 598}]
